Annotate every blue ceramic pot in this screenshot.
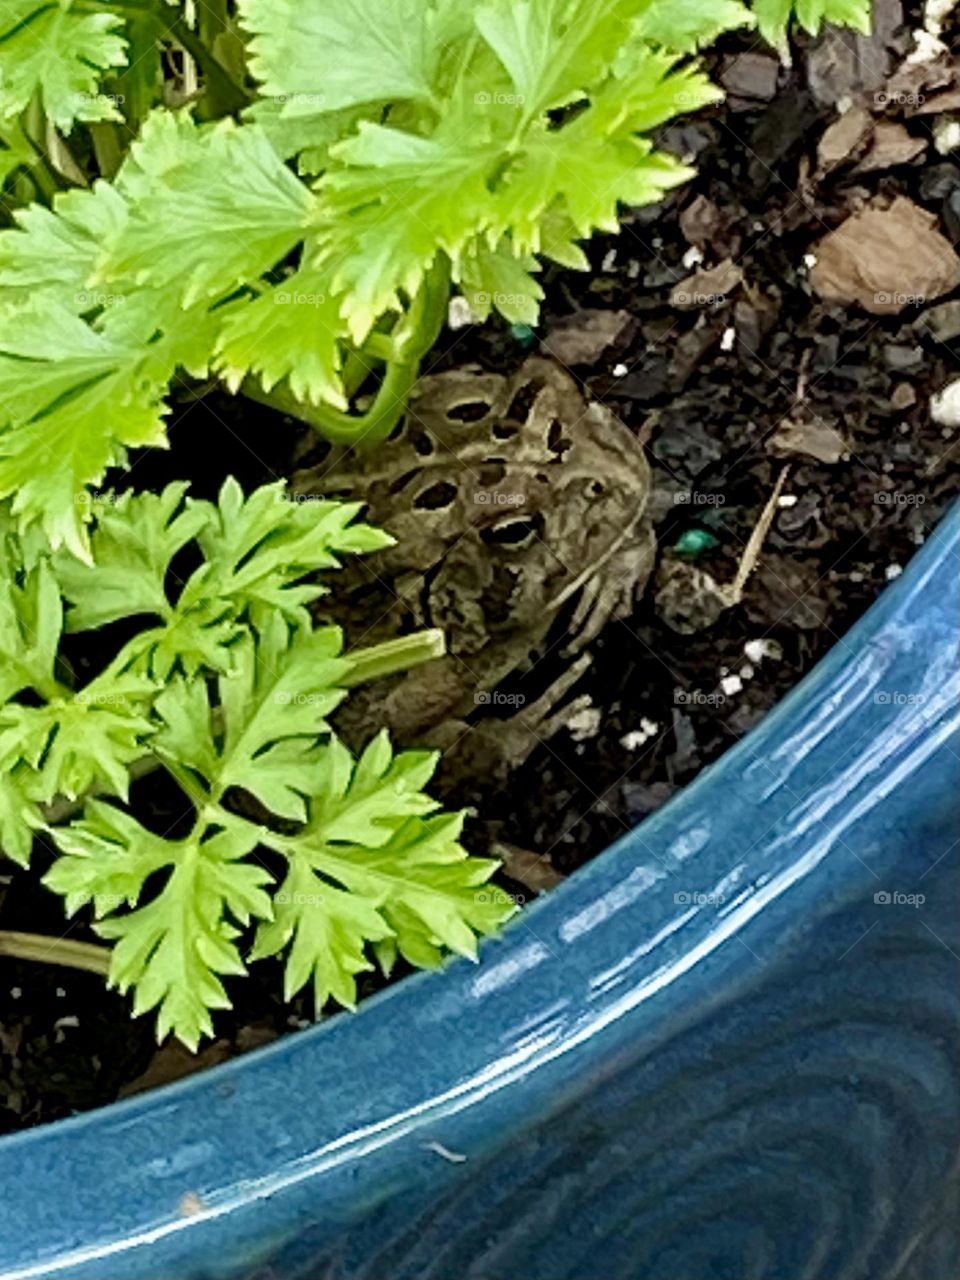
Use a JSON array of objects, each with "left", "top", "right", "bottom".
[{"left": 0, "top": 507, "right": 957, "bottom": 1280}]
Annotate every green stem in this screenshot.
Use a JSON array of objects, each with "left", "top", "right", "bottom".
[
  {"left": 2, "top": 116, "right": 58, "bottom": 202},
  {"left": 11, "top": 662, "right": 73, "bottom": 704},
  {"left": 0, "top": 931, "right": 112, "bottom": 977},
  {"left": 243, "top": 257, "right": 452, "bottom": 447},
  {"left": 342, "top": 630, "right": 446, "bottom": 688},
  {"left": 244, "top": 358, "right": 419, "bottom": 447},
  {"left": 160, "top": 758, "right": 211, "bottom": 810},
  {"left": 167, "top": 14, "right": 250, "bottom": 115},
  {"left": 198, "top": 0, "right": 228, "bottom": 47},
  {"left": 89, "top": 122, "right": 124, "bottom": 179}
]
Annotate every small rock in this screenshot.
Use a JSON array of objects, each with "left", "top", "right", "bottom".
[
  {"left": 679, "top": 195, "right": 724, "bottom": 248},
  {"left": 620, "top": 719, "right": 659, "bottom": 751},
  {"left": 671, "top": 259, "right": 744, "bottom": 309},
  {"left": 920, "top": 162, "right": 960, "bottom": 201},
  {"left": 919, "top": 298, "right": 960, "bottom": 341},
  {"left": 810, "top": 196, "right": 960, "bottom": 314},
  {"left": 943, "top": 188, "right": 960, "bottom": 240},
  {"left": 891, "top": 382, "right": 917, "bottom": 409},
  {"left": 545, "top": 308, "right": 631, "bottom": 365},
  {"left": 931, "top": 378, "right": 960, "bottom": 425},
  {"left": 448, "top": 297, "right": 477, "bottom": 330},
  {"left": 720, "top": 675, "right": 743, "bottom": 696},
  {"left": 885, "top": 563, "right": 904, "bottom": 580},
  {"left": 567, "top": 702, "right": 602, "bottom": 742},
  {"left": 491, "top": 842, "right": 564, "bottom": 894},
  {"left": 806, "top": 0, "right": 903, "bottom": 107},
  {"left": 818, "top": 106, "right": 873, "bottom": 170},
  {"left": 744, "top": 638, "right": 783, "bottom": 664},
  {"left": 853, "top": 122, "right": 927, "bottom": 173},
  {"left": 770, "top": 416, "right": 850, "bottom": 463},
  {"left": 747, "top": 557, "right": 830, "bottom": 630},
  {"left": 925, "top": 0, "right": 959, "bottom": 35},
  {"left": 720, "top": 53, "right": 780, "bottom": 105},
  {"left": 883, "top": 343, "right": 925, "bottom": 371},
  {"left": 622, "top": 780, "right": 675, "bottom": 822},
  {"left": 934, "top": 117, "right": 960, "bottom": 154}
]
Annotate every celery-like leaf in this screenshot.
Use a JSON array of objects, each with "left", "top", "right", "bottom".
[
  {"left": 0, "top": 2, "right": 128, "bottom": 131},
  {"left": 636, "top": 0, "right": 755, "bottom": 51},
  {"left": 214, "top": 267, "right": 348, "bottom": 408},
  {"left": 239, "top": 0, "right": 439, "bottom": 113},
  {"left": 0, "top": 304, "right": 168, "bottom": 560},
  {"left": 753, "top": 0, "right": 871, "bottom": 45},
  {"left": 95, "top": 116, "right": 318, "bottom": 308}
]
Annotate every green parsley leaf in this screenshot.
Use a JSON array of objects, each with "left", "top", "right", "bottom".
[
  {"left": 46, "top": 804, "right": 273, "bottom": 1051},
  {"left": 253, "top": 732, "right": 516, "bottom": 1010}
]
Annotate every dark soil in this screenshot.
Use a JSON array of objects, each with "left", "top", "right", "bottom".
[{"left": 3, "top": 0, "right": 960, "bottom": 1131}]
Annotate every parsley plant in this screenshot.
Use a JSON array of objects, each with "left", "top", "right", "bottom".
[{"left": 0, "top": 481, "right": 513, "bottom": 1048}]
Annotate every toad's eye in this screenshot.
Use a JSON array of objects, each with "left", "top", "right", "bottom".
[{"left": 585, "top": 480, "right": 606, "bottom": 499}]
